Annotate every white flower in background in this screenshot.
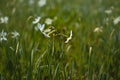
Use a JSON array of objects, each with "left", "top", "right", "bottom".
[
  {"left": 45, "top": 18, "right": 53, "bottom": 25},
  {"left": 104, "top": 9, "right": 112, "bottom": 14},
  {"left": 0, "top": 30, "right": 7, "bottom": 42},
  {"left": 29, "top": 0, "right": 34, "bottom": 5},
  {"left": 65, "top": 30, "right": 72, "bottom": 43},
  {"left": 113, "top": 16, "right": 120, "bottom": 25},
  {"left": 11, "top": 31, "right": 20, "bottom": 38},
  {"left": 32, "top": 16, "right": 41, "bottom": 24},
  {"left": 0, "top": 16, "right": 9, "bottom": 24},
  {"left": 93, "top": 27, "right": 103, "bottom": 33},
  {"left": 38, "top": 0, "right": 46, "bottom": 7}
]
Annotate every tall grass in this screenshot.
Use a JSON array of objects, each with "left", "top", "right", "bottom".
[{"left": 0, "top": 0, "right": 120, "bottom": 80}]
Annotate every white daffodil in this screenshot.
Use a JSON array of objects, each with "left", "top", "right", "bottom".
[
  {"left": 43, "top": 32, "right": 50, "bottom": 38},
  {"left": 11, "top": 31, "right": 20, "bottom": 38},
  {"left": 93, "top": 27, "right": 103, "bottom": 33},
  {"left": 37, "top": 23, "right": 51, "bottom": 38},
  {"left": 37, "top": 23, "right": 56, "bottom": 38},
  {"left": 104, "top": 9, "right": 112, "bottom": 14},
  {"left": 37, "top": 23, "right": 45, "bottom": 32},
  {"left": 113, "top": 16, "right": 120, "bottom": 25},
  {"left": 0, "top": 30, "right": 7, "bottom": 42},
  {"left": 29, "top": 0, "right": 34, "bottom": 5},
  {"left": 0, "top": 16, "right": 9, "bottom": 24},
  {"left": 38, "top": 0, "right": 46, "bottom": 7},
  {"left": 65, "top": 30, "right": 72, "bottom": 43},
  {"left": 32, "top": 16, "right": 41, "bottom": 24},
  {"left": 43, "top": 28, "right": 54, "bottom": 38},
  {"left": 45, "top": 18, "right": 53, "bottom": 25}
]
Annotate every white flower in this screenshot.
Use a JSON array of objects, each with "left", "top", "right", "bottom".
[
  {"left": 32, "top": 16, "right": 41, "bottom": 24},
  {"left": 29, "top": 0, "right": 34, "bottom": 5},
  {"left": 37, "top": 23, "right": 45, "bottom": 32},
  {"left": 42, "top": 32, "right": 50, "bottom": 38},
  {"left": 37, "top": 23, "right": 52, "bottom": 38},
  {"left": 45, "top": 18, "right": 53, "bottom": 25},
  {"left": 65, "top": 30, "right": 72, "bottom": 43},
  {"left": 0, "top": 30, "right": 7, "bottom": 42},
  {"left": 11, "top": 31, "right": 20, "bottom": 38},
  {"left": 43, "top": 28, "right": 51, "bottom": 33},
  {"left": 38, "top": 0, "right": 46, "bottom": 7},
  {"left": 0, "top": 16, "right": 9, "bottom": 24},
  {"left": 104, "top": 9, "right": 112, "bottom": 14},
  {"left": 93, "top": 27, "right": 103, "bottom": 33},
  {"left": 113, "top": 16, "right": 120, "bottom": 25},
  {"left": 42, "top": 27, "right": 54, "bottom": 38}
]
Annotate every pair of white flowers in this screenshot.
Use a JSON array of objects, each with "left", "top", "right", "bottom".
[
  {"left": 32, "top": 16, "right": 72, "bottom": 43},
  {"left": 32, "top": 16, "right": 53, "bottom": 25},
  {"left": 0, "top": 30, "right": 20, "bottom": 42},
  {"left": 104, "top": 7, "right": 120, "bottom": 25}
]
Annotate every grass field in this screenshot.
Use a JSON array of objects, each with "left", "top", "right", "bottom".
[{"left": 0, "top": 0, "right": 120, "bottom": 80}]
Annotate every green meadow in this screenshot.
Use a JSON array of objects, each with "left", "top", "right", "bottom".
[{"left": 0, "top": 0, "right": 120, "bottom": 80}]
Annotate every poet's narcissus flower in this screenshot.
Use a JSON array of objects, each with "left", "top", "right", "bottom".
[
  {"left": 113, "top": 16, "right": 120, "bottom": 25},
  {"left": 0, "top": 16, "right": 9, "bottom": 24},
  {"left": 93, "top": 27, "right": 103, "bottom": 33},
  {"left": 37, "top": 23, "right": 45, "bottom": 32},
  {"left": 45, "top": 18, "right": 53, "bottom": 25},
  {"left": 65, "top": 30, "right": 72, "bottom": 43},
  {"left": 37, "top": 23, "right": 55, "bottom": 38},
  {"left": 104, "top": 9, "right": 112, "bottom": 14},
  {"left": 38, "top": 0, "right": 46, "bottom": 7},
  {"left": 32, "top": 17, "right": 41, "bottom": 24},
  {"left": 11, "top": 31, "right": 20, "bottom": 39},
  {"left": 0, "top": 30, "right": 7, "bottom": 42}
]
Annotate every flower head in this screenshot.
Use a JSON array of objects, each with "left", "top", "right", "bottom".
[
  {"left": 11, "top": 31, "right": 20, "bottom": 39},
  {"left": 65, "top": 30, "right": 72, "bottom": 43},
  {"left": 113, "top": 16, "right": 120, "bottom": 25},
  {"left": 32, "top": 16, "right": 41, "bottom": 24},
  {"left": 37, "top": 23, "right": 45, "bottom": 32},
  {"left": 104, "top": 9, "right": 112, "bottom": 14},
  {"left": 37, "top": 23, "right": 55, "bottom": 38},
  {"left": 45, "top": 18, "right": 53, "bottom": 25},
  {"left": 38, "top": 0, "right": 46, "bottom": 7},
  {"left": 37, "top": 23, "right": 51, "bottom": 38},
  {"left": 0, "top": 30, "right": 7, "bottom": 42},
  {"left": 42, "top": 27, "right": 55, "bottom": 38},
  {"left": 29, "top": 0, "right": 34, "bottom": 5},
  {"left": 93, "top": 27, "right": 103, "bottom": 33},
  {"left": 0, "top": 16, "right": 9, "bottom": 24}
]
